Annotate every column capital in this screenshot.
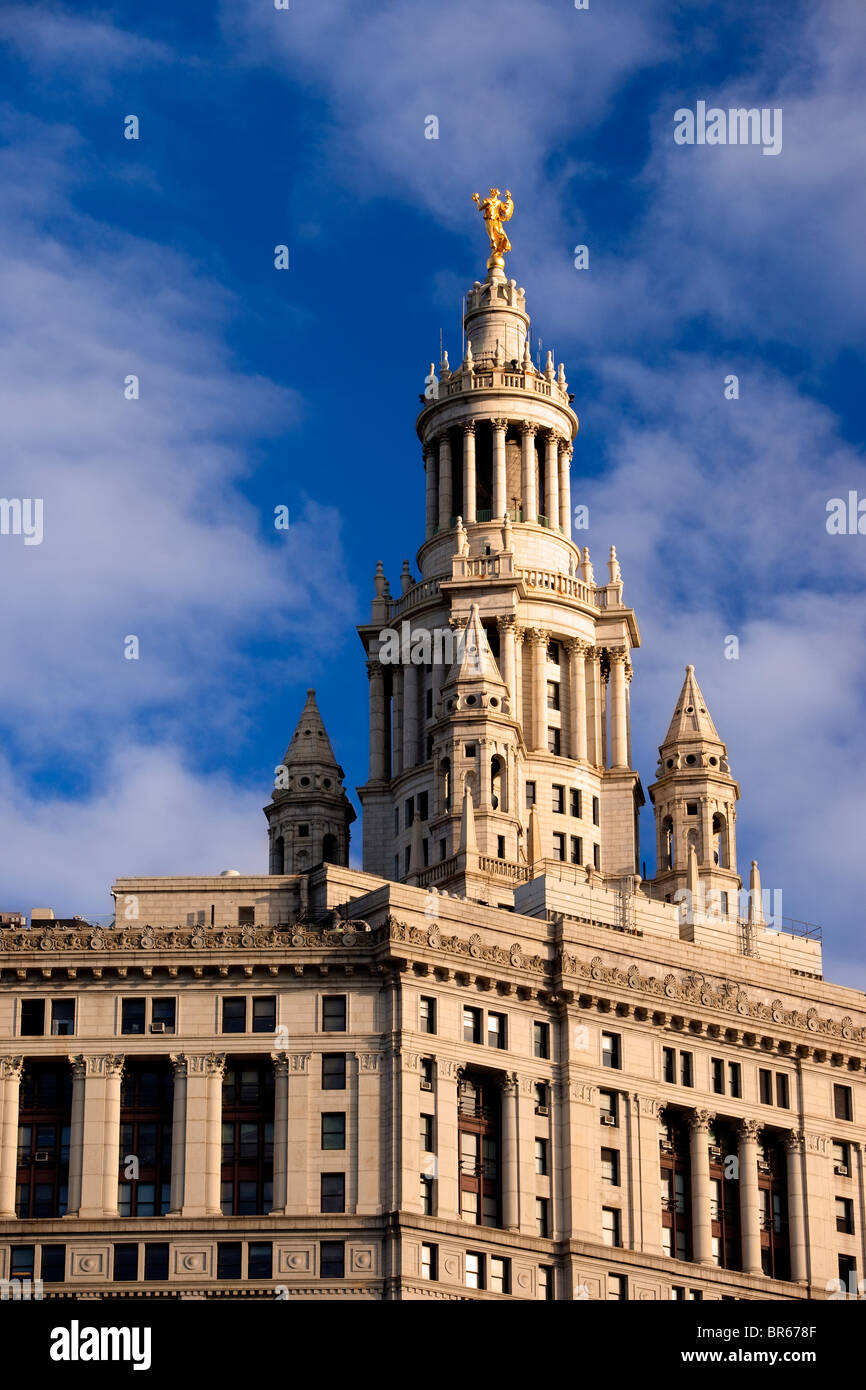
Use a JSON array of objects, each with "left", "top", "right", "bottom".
[
  {"left": 687, "top": 1108, "right": 714, "bottom": 1135},
  {"left": 462, "top": 420, "right": 476, "bottom": 436},
  {"left": 169, "top": 1054, "right": 189, "bottom": 1079},
  {"left": 527, "top": 626, "right": 549, "bottom": 646},
  {"left": 584, "top": 645, "right": 601, "bottom": 665},
  {"left": 783, "top": 1129, "right": 806, "bottom": 1155},
  {"left": 436, "top": 429, "right": 451, "bottom": 447},
  {"left": 520, "top": 420, "right": 538, "bottom": 437},
  {"left": 564, "top": 636, "right": 591, "bottom": 658},
  {"left": 271, "top": 1053, "right": 291, "bottom": 1078},
  {"left": 187, "top": 1053, "right": 226, "bottom": 1077},
  {"left": 501, "top": 1071, "right": 519, "bottom": 1097},
  {"left": 287, "top": 1052, "right": 311, "bottom": 1073},
  {"left": 72, "top": 1054, "right": 125, "bottom": 1079},
  {"left": 633, "top": 1094, "right": 665, "bottom": 1120},
  {"left": 0, "top": 1056, "right": 24, "bottom": 1081},
  {"left": 804, "top": 1131, "right": 830, "bottom": 1154},
  {"left": 497, "top": 613, "right": 517, "bottom": 633},
  {"left": 489, "top": 416, "right": 509, "bottom": 432},
  {"left": 366, "top": 658, "right": 384, "bottom": 681},
  {"left": 356, "top": 1051, "right": 382, "bottom": 1073},
  {"left": 736, "top": 1117, "right": 762, "bottom": 1143},
  {"left": 607, "top": 645, "right": 628, "bottom": 665}
]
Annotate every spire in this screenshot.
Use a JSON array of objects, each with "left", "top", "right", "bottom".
[
  {"left": 442, "top": 603, "right": 505, "bottom": 690},
  {"left": 280, "top": 689, "right": 340, "bottom": 770},
  {"left": 662, "top": 665, "right": 721, "bottom": 747},
  {"left": 459, "top": 782, "right": 478, "bottom": 854},
  {"left": 527, "top": 803, "right": 542, "bottom": 870}
]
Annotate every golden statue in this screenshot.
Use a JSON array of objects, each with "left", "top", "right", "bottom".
[{"left": 472, "top": 187, "right": 514, "bottom": 269}]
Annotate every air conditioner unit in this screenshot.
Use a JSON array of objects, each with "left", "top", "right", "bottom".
[
  {"left": 420, "top": 1080, "right": 433, "bottom": 1091},
  {"left": 834, "top": 1164, "right": 849, "bottom": 1177},
  {"left": 150, "top": 1022, "right": 166, "bottom": 1034},
  {"left": 34, "top": 1151, "right": 50, "bottom": 1163},
  {"left": 758, "top": 1161, "right": 771, "bottom": 1174},
  {"left": 660, "top": 1140, "right": 675, "bottom": 1153},
  {"left": 601, "top": 1114, "right": 616, "bottom": 1126},
  {"left": 535, "top": 1104, "right": 549, "bottom": 1116},
  {"left": 710, "top": 1146, "right": 722, "bottom": 1158}
]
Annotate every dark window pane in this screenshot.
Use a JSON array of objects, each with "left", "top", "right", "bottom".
[
  {"left": 21, "top": 1000, "right": 45, "bottom": 1036},
  {"left": 121, "top": 999, "right": 146, "bottom": 1035},
  {"left": 50, "top": 1001, "right": 75, "bottom": 1036},
  {"left": 222, "top": 997, "right": 247, "bottom": 1033},
  {"left": 10, "top": 1246, "right": 35, "bottom": 1278},
  {"left": 143, "top": 1244, "right": 169, "bottom": 1281},
  {"left": 322, "top": 1054, "right": 346, "bottom": 1090},
  {"left": 151, "top": 998, "right": 176, "bottom": 1031},
  {"left": 217, "top": 1242, "right": 242, "bottom": 1279},
  {"left": 320, "top": 1241, "right": 345, "bottom": 1279},
  {"left": 40, "top": 1245, "right": 65, "bottom": 1282},
  {"left": 321, "top": 1172, "right": 346, "bottom": 1213},
  {"left": 252, "top": 997, "right": 276, "bottom": 1033},
  {"left": 322, "top": 996, "right": 347, "bottom": 1032},
  {"left": 248, "top": 1242, "right": 273, "bottom": 1279},
  {"left": 322, "top": 1113, "right": 346, "bottom": 1150},
  {"left": 113, "top": 1244, "right": 138, "bottom": 1281}
]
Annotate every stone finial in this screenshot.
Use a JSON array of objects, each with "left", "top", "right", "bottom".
[
  {"left": 440, "top": 349, "right": 451, "bottom": 378},
  {"left": 373, "top": 561, "right": 386, "bottom": 598},
  {"left": 424, "top": 362, "right": 439, "bottom": 400},
  {"left": 494, "top": 338, "right": 504, "bottom": 366},
  {"left": 455, "top": 516, "right": 470, "bottom": 556},
  {"left": 400, "top": 559, "right": 413, "bottom": 594},
  {"left": 557, "top": 361, "right": 567, "bottom": 387},
  {"left": 522, "top": 337, "right": 533, "bottom": 372},
  {"left": 581, "top": 546, "right": 594, "bottom": 585},
  {"left": 464, "top": 339, "right": 474, "bottom": 371},
  {"left": 545, "top": 349, "right": 555, "bottom": 381},
  {"left": 608, "top": 545, "right": 622, "bottom": 582}
]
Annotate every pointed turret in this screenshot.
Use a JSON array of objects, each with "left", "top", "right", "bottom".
[
  {"left": 264, "top": 689, "right": 356, "bottom": 874},
  {"left": 662, "top": 665, "right": 721, "bottom": 747},
  {"left": 441, "top": 603, "right": 508, "bottom": 706}
]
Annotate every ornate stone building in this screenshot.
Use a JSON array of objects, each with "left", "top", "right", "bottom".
[{"left": 0, "top": 236, "right": 862, "bottom": 1302}]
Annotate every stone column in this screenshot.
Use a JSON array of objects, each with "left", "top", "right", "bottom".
[
  {"left": 785, "top": 1130, "right": 808, "bottom": 1283},
  {"left": 558, "top": 439, "right": 572, "bottom": 536},
  {"left": 737, "top": 1118, "right": 762, "bottom": 1275},
  {"left": 286, "top": 1053, "right": 311, "bottom": 1215},
  {"left": 438, "top": 431, "right": 452, "bottom": 530},
  {"left": 0, "top": 1057, "right": 23, "bottom": 1217},
  {"left": 168, "top": 1055, "right": 187, "bottom": 1213},
  {"left": 356, "top": 1053, "right": 382, "bottom": 1215},
  {"left": 700, "top": 798, "right": 714, "bottom": 867},
  {"left": 424, "top": 444, "right": 437, "bottom": 539},
  {"left": 367, "top": 660, "right": 387, "bottom": 781},
  {"left": 609, "top": 649, "right": 628, "bottom": 769},
  {"left": 517, "top": 1076, "right": 539, "bottom": 1237},
  {"left": 181, "top": 1053, "right": 224, "bottom": 1217},
  {"left": 521, "top": 423, "right": 538, "bottom": 523},
  {"left": 491, "top": 418, "right": 508, "bottom": 519},
  {"left": 65, "top": 1056, "right": 85, "bottom": 1217},
  {"left": 398, "top": 1050, "right": 422, "bottom": 1212},
  {"left": 529, "top": 629, "right": 548, "bottom": 752},
  {"left": 463, "top": 423, "right": 476, "bottom": 523},
  {"left": 403, "top": 660, "right": 419, "bottom": 771},
  {"left": 633, "top": 1096, "right": 665, "bottom": 1254},
  {"left": 270, "top": 1054, "right": 289, "bottom": 1214},
  {"left": 688, "top": 1108, "right": 714, "bottom": 1264},
  {"left": 497, "top": 615, "right": 517, "bottom": 715},
  {"left": 205, "top": 1055, "right": 226, "bottom": 1215},
  {"left": 102, "top": 1056, "right": 124, "bottom": 1216},
  {"left": 543, "top": 431, "right": 559, "bottom": 528},
  {"left": 76, "top": 1054, "right": 124, "bottom": 1218},
  {"left": 586, "top": 648, "right": 603, "bottom": 767},
  {"left": 513, "top": 625, "right": 525, "bottom": 729},
  {"left": 501, "top": 1073, "right": 519, "bottom": 1230},
  {"left": 436, "top": 1059, "right": 461, "bottom": 1220},
  {"left": 558, "top": 1078, "right": 598, "bottom": 1243},
  {"left": 565, "top": 639, "right": 588, "bottom": 763},
  {"left": 392, "top": 666, "right": 404, "bottom": 778}
]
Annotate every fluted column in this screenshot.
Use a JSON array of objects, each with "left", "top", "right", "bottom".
[
  {"left": 529, "top": 629, "right": 548, "bottom": 752},
  {"left": 565, "top": 639, "right": 588, "bottom": 763},
  {"left": 586, "top": 648, "right": 603, "bottom": 767},
  {"left": 403, "top": 660, "right": 419, "bottom": 770},
  {"left": 286, "top": 1053, "right": 311, "bottom": 1215},
  {"left": 498, "top": 615, "right": 517, "bottom": 715},
  {"left": 688, "top": 1109, "right": 714, "bottom": 1264},
  {"left": 543, "top": 431, "right": 559, "bottom": 529},
  {"left": 437, "top": 431, "right": 452, "bottom": 530},
  {"left": 558, "top": 439, "right": 572, "bottom": 536},
  {"left": 205, "top": 1054, "right": 225, "bottom": 1215},
  {"left": 463, "top": 423, "right": 476, "bottom": 523},
  {"left": 75, "top": 1054, "right": 124, "bottom": 1218},
  {"left": 66, "top": 1056, "right": 85, "bottom": 1216},
  {"left": 521, "top": 422, "right": 538, "bottom": 522},
  {"left": 700, "top": 797, "right": 713, "bottom": 867},
  {"left": 785, "top": 1130, "right": 808, "bottom": 1282},
  {"left": 609, "top": 648, "right": 628, "bottom": 769},
  {"left": 168, "top": 1055, "right": 187, "bottom": 1213},
  {"left": 491, "top": 418, "right": 508, "bottom": 519},
  {"left": 501, "top": 1073, "right": 520, "bottom": 1230},
  {"left": 392, "top": 666, "right": 404, "bottom": 777},
  {"left": 367, "top": 660, "right": 387, "bottom": 781},
  {"left": 0, "top": 1057, "right": 23, "bottom": 1217},
  {"left": 424, "top": 444, "right": 437, "bottom": 539},
  {"left": 737, "top": 1118, "right": 762, "bottom": 1274},
  {"left": 270, "top": 1054, "right": 289, "bottom": 1213},
  {"left": 181, "top": 1053, "right": 224, "bottom": 1217},
  {"left": 102, "top": 1056, "right": 124, "bottom": 1216}
]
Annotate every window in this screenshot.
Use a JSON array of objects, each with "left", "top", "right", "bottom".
[
  {"left": 405, "top": 798, "right": 414, "bottom": 829},
  {"left": 759, "top": 1069, "right": 773, "bottom": 1105},
  {"left": 608, "top": 1274, "right": 627, "bottom": 1300},
  {"left": 602, "top": 1207, "right": 622, "bottom": 1248},
  {"left": 420, "top": 1057, "right": 434, "bottom": 1087},
  {"left": 41, "top": 1245, "right": 66, "bottom": 1282},
  {"left": 680, "top": 1052, "right": 693, "bottom": 1088},
  {"left": 466, "top": 1251, "right": 484, "bottom": 1289},
  {"left": 570, "top": 788, "right": 581, "bottom": 818},
  {"left": 487, "top": 1012, "right": 506, "bottom": 1050},
  {"left": 216, "top": 1242, "right": 242, "bottom": 1280},
  {"left": 113, "top": 1243, "right": 139, "bottom": 1282},
  {"left": 833, "top": 1140, "right": 851, "bottom": 1174},
  {"left": 490, "top": 1256, "right": 510, "bottom": 1294},
  {"left": 420, "top": 1176, "right": 434, "bottom": 1214},
  {"left": 247, "top": 1242, "right": 272, "bottom": 1279},
  {"left": 322, "top": 1054, "right": 346, "bottom": 1090},
  {"left": 602, "top": 1032, "right": 621, "bottom": 1070},
  {"left": 599, "top": 1091, "right": 618, "bottom": 1127},
  {"left": 320, "top": 1172, "right": 346, "bottom": 1213},
  {"left": 16, "top": 1062, "right": 72, "bottom": 1219},
  {"left": 220, "top": 1062, "right": 274, "bottom": 1217},
  {"left": 593, "top": 843, "right": 600, "bottom": 870},
  {"left": 463, "top": 1006, "right": 482, "bottom": 1045},
  {"left": 570, "top": 835, "right": 582, "bottom": 864},
  {"left": 548, "top": 640, "right": 560, "bottom": 665},
  {"left": 535, "top": 1138, "right": 549, "bottom": 1175},
  {"left": 553, "top": 832, "right": 565, "bottom": 861},
  {"left": 525, "top": 781, "right": 536, "bottom": 808},
  {"left": 834, "top": 1085, "right": 853, "bottom": 1122},
  {"left": 535, "top": 1082, "right": 549, "bottom": 1110},
  {"left": 538, "top": 1265, "right": 553, "bottom": 1301},
  {"left": 421, "top": 1243, "right": 438, "bottom": 1280},
  {"left": 536, "top": 1197, "right": 550, "bottom": 1238},
  {"left": 838, "top": 1254, "right": 857, "bottom": 1293},
  {"left": 592, "top": 796, "right": 600, "bottom": 826},
  {"left": 238, "top": 906, "right": 255, "bottom": 926},
  {"left": 298, "top": 824, "right": 309, "bottom": 837},
  {"left": 122, "top": 999, "right": 147, "bottom": 1035},
  {"left": 143, "top": 1244, "right": 169, "bottom": 1281},
  {"left": 728, "top": 1062, "right": 742, "bottom": 1099},
  {"left": 496, "top": 835, "right": 505, "bottom": 859},
  {"left": 546, "top": 681, "right": 560, "bottom": 710},
  {"left": 836, "top": 1197, "right": 855, "bottom": 1235},
  {"left": 322, "top": 995, "right": 347, "bottom": 1032},
  {"left": 533, "top": 1022, "right": 550, "bottom": 1060},
  {"left": 20, "top": 999, "right": 45, "bottom": 1036},
  {"left": 418, "top": 790, "right": 429, "bottom": 821},
  {"left": 601, "top": 1148, "right": 620, "bottom": 1185},
  {"left": 50, "top": 1001, "right": 75, "bottom": 1036},
  {"left": 320, "top": 1242, "right": 345, "bottom": 1279},
  {"left": 711, "top": 1058, "right": 725, "bottom": 1094},
  {"left": 662, "top": 1047, "right": 675, "bottom": 1084},
  {"left": 251, "top": 996, "right": 276, "bottom": 1033},
  {"left": 321, "top": 1113, "right": 346, "bottom": 1150},
  {"left": 419, "top": 996, "right": 436, "bottom": 1034},
  {"left": 552, "top": 785, "right": 565, "bottom": 814},
  {"left": 119, "top": 1060, "right": 173, "bottom": 1217},
  {"left": 420, "top": 1114, "right": 435, "bottom": 1152},
  {"left": 686, "top": 802, "right": 697, "bottom": 816},
  {"left": 222, "top": 997, "right": 246, "bottom": 1034},
  {"left": 775, "top": 1074, "right": 790, "bottom": 1109}
]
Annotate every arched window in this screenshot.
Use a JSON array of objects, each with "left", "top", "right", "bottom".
[
  {"left": 712, "top": 813, "right": 729, "bottom": 868},
  {"left": 661, "top": 816, "right": 674, "bottom": 871},
  {"left": 272, "top": 835, "right": 285, "bottom": 875},
  {"left": 442, "top": 757, "right": 452, "bottom": 813},
  {"left": 490, "top": 755, "right": 504, "bottom": 811},
  {"left": 322, "top": 833, "right": 338, "bottom": 865}
]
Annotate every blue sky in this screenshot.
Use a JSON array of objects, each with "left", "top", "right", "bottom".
[{"left": 0, "top": 1, "right": 864, "bottom": 982}]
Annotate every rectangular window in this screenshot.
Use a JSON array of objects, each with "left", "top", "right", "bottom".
[
  {"left": 836, "top": 1197, "right": 855, "bottom": 1235},
  {"left": 548, "top": 640, "right": 560, "bottom": 665},
  {"left": 525, "top": 781, "right": 536, "bottom": 808},
  {"left": 490, "top": 1256, "right": 510, "bottom": 1294},
  {"left": 592, "top": 796, "right": 600, "bottom": 826},
  {"left": 322, "top": 995, "right": 347, "bottom": 1032},
  {"left": 420, "top": 1114, "right": 435, "bottom": 1152},
  {"left": 662, "top": 1047, "right": 675, "bottom": 1084},
  {"left": 113, "top": 1243, "right": 139, "bottom": 1282},
  {"left": 593, "top": 843, "right": 600, "bottom": 870},
  {"left": 775, "top": 1073, "right": 790, "bottom": 1109},
  {"left": 143, "top": 1243, "right": 169, "bottom": 1281},
  {"left": 546, "top": 681, "right": 560, "bottom": 710},
  {"left": 487, "top": 1012, "right": 507, "bottom": 1050},
  {"left": 608, "top": 1274, "right": 627, "bottom": 1300},
  {"left": 222, "top": 997, "right": 247, "bottom": 1034},
  {"left": 759, "top": 1069, "right": 774, "bottom": 1105},
  {"left": 50, "top": 1001, "right": 75, "bottom": 1037},
  {"left": 121, "top": 998, "right": 147, "bottom": 1035},
  {"left": 535, "top": 1138, "right": 549, "bottom": 1175},
  {"left": 320, "top": 1172, "right": 346, "bottom": 1213},
  {"left": 553, "top": 833, "right": 566, "bottom": 861},
  {"left": 252, "top": 996, "right": 276, "bottom": 1033},
  {"left": 40, "top": 1245, "right": 66, "bottom": 1282},
  {"left": 404, "top": 798, "right": 414, "bottom": 829},
  {"left": 711, "top": 1058, "right": 725, "bottom": 1095},
  {"left": 418, "top": 791, "right": 429, "bottom": 821},
  {"left": 602, "top": 1207, "right": 622, "bottom": 1248},
  {"left": 728, "top": 1062, "right": 742, "bottom": 1099},
  {"left": 420, "top": 1176, "right": 434, "bottom": 1214},
  {"left": 496, "top": 834, "right": 505, "bottom": 859},
  {"left": 463, "top": 1006, "right": 482, "bottom": 1045},
  {"left": 322, "top": 1053, "right": 346, "bottom": 1090},
  {"left": 535, "top": 1081, "right": 549, "bottom": 1110},
  {"left": 420, "top": 1057, "right": 434, "bottom": 1087},
  {"left": 570, "top": 788, "right": 582, "bottom": 818},
  {"left": 10, "top": 1246, "right": 35, "bottom": 1279},
  {"left": 833, "top": 1140, "right": 851, "bottom": 1173},
  {"left": 419, "top": 996, "right": 436, "bottom": 1034},
  {"left": 686, "top": 802, "right": 697, "bottom": 816},
  {"left": 466, "top": 1251, "right": 484, "bottom": 1289},
  {"left": 321, "top": 1113, "right": 346, "bottom": 1150},
  {"left": 835, "top": 1085, "right": 853, "bottom": 1122},
  {"left": 599, "top": 1091, "right": 618, "bottom": 1127},
  {"left": 20, "top": 999, "right": 45, "bottom": 1036},
  {"left": 570, "top": 835, "right": 582, "bottom": 864},
  {"left": 552, "top": 785, "right": 565, "bottom": 814},
  {"left": 151, "top": 997, "right": 176, "bottom": 1033},
  {"left": 320, "top": 1242, "right": 345, "bottom": 1279},
  {"left": 421, "top": 1243, "right": 438, "bottom": 1280},
  {"left": 601, "top": 1032, "right": 621, "bottom": 1070},
  {"left": 247, "top": 1241, "right": 272, "bottom": 1279},
  {"left": 534, "top": 1022, "right": 550, "bottom": 1060},
  {"left": 538, "top": 1265, "right": 553, "bottom": 1301},
  {"left": 679, "top": 1052, "right": 693, "bottom": 1088},
  {"left": 238, "top": 906, "right": 255, "bottom": 926},
  {"left": 536, "top": 1197, "right": 550, "bottom": 1238},
  {"left": 601, "top": 1148, "right": 620, "bottom": 1186}
]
